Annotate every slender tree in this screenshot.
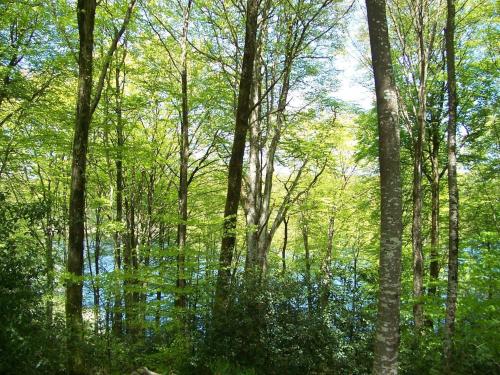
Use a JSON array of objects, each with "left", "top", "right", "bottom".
[
  {"left": 66, "top": 2, "right": 96, "bottom": 373},
  {"left": 175, "top": 0, "right": 193, "bottom": 310},
  {"left": 365, "top": 0, "right": 403, "bottom": 373},
  {"left": 444, "top": 0, "right": 459, "bottom": 370},
  {"left": 66, "top": 0, "right": 136, "bottom": 371},
  {"left": 214, "top": 0, "right": 260, "bottom": 315}
]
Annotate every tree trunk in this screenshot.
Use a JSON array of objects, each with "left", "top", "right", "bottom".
[
  {"left": 175, "top": 0, "right": 193, "bottom": 311},
  {"left": 214, "top": 0, "right": 259, "bottom": 315},
  {"left": 429, "top": 117, "right": 440, "bottom": 296},
  {"left": 175, "top": 0, "right": 192, "bottom": 314},
  {"left": 244, "top": 56, "right": 262, "bottom": 272},
  {"left": 281, "top": 216, "right": 289, "bottom": 274},
  {"left": 113, "top": 61, "right": 125, "bottom": 337},
  {"left": 365, "top": 0, "right": 403, "bottom": 373},
  {"left": 320, "top": 215, "right": 334, "bottom": 312},
  {"left": 45, "top": 205, "right": 55, "bottom": 327},
  {"left": 66, "top": 1, "right": 96, "bottom": 373},
  {"left": 444, "top": 0, "right": 459, "bottom": 370},
  {"left": 411, "top": 4, "right": 428, "bottom": 329},
  {"left": 94, "top": 206, "right": 101, "bottom": 334},
  {"left": 301, "top": 212, "right": 313, "bottom": 314}
]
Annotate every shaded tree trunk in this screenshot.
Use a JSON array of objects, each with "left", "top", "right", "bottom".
[
  {"left": 365, "top": 0, "right": 403, "bottom": 373},
  {"left": 428, "top": 114, "right": 441, "bottom": 296},
  {"left": 66, "top": 1, "right": 96, "bottom": 373},
  {"left": 301, "top": 212, "right": 313, "bottom": 314},
  {"left": 113, "top": 60, "right": 125, "bottom": 337},
  {"left": 281, "top": 216, "right": 289, "bottom": 274},
  {"left": 176, "top": 0, "right": 193, "bottom": 310},
  {"left": 444, "top": 0, "right": 459, "bottom": 370},
  {"left": 214, "top": 0, "right": 260, "bottom": 315},
  {"left": 94, "top": 206, "right": 101, "bottom": 334},
  {"left": 320, "top": 215, "right": 334, "bottom": 312},
  {"left": 411, "top": 2, "right": 428, "bottom": 329}
]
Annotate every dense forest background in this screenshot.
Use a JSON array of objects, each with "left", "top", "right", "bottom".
[{"left": 0, "top": 0, "right": 498, "bottom": 374}]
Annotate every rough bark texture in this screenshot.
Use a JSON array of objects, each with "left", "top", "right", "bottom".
[
  {"left": 214, "top": 0, "right": 259, "bottom": 315},
  {"left": 65, "top": 1, "right": 96, "bottom": 373},
  {"left": 444, "top": 0, "right": 459, "bottom": 370},
  {"left": 175, "top": 0, "right": 193, "bottom": 310},
  {"left": 365, "top": 0, "right": 403, "bottom": 373}
]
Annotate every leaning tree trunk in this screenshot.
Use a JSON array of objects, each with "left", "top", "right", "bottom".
[
  {"left": 365, "top": 0, "right": 403, "bottom": 373},
  {"left": 66, "top": 1, "right": 96, "bottom": 373},
  {"left": 444, "top": 0, "right": 459, "bottom": 371},
  {"left": 214, "top": 0, "right": 260, "bottom": 316}
]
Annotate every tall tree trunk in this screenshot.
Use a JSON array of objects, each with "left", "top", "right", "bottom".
[
  {"left": 45, "top": 204, "right": 55, "bottom": 327},
  {"left": 214, "top": 0, "right": 259, "bottom": 315},
  {"left": 320, "top": 215, "right": 334, "bottom": 312},
  {"left": 412, "top": 3, "right": 428, "bottom": 329},
  {"left": 94, "top": 206, "right": 101, "bottom": 334},
  {"left": 444, "top": 0, "right": 459, "bottom": 370},
  {"left": 429, "top": 117, "right": 440, "bottom": 296},
  {"left": 244, "top": 57, "right": 262, "bottom": 272},
  {"left": 124, "top": 197, "right": 138, "bottom": 337},
  {"left": 365, "top": 0, "right": 403, "bottom": 373},
  {"left": 301, "top": 211, "right": 313, "bottom": 314},
  {"left": 175, "top": 0, "right": 193, "bottom": 310},
  {"left": 113, "top": 61, "right": 125, "bottom": 337},
  {"left": 281, "top": 216, "right": 289, "bottom": 274},
  {"left": 66, "top": 1, "right": 96, "bottom": 373}
]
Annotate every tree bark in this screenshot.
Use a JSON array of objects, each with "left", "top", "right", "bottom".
[
  {"left": 94, "top": 206, "right": 101, "bottom": 334},
  {"left": 301, "top": 213, "right": 313, "bottom": 314},
  {"left": 175, "top": 0, "right": 193, "bottom": 311},
  {"left": 66, "top": 1, "right": 96, "bottom": 373},
  {"left": 244, "top": 54, "right": 262, "bottom": 271},
  {"left": 365, "top": 0, "right": 403, "bottom": 373},
  {"left": 320, "top": 215, "right": 334, "bottom": 312},
  {"left": 113, "top": 60, "right": 125, "bottom": 337},
  {"left": 214, "top": 0, "right": 259, "bottom": 315},
  {"left": 444, "top": 0, "right": 459, "bottom": 370},
  {"left": 428, "top": 113, "right": 441, "bottom": 296},
  {"left": 411, "top": 2, "right": 428, "bottom": 329},
  {"left": 281, "top": 216, "right": 289, "bottom": 274}
]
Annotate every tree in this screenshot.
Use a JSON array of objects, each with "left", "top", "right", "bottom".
[
  {"left": 66, "top": 0, "right": 136, "bottom": 372},
  {"left": 443, "top": 0, "right": 459, "bottom": 370},
  {"left": 365, "top": 0, "right": 403, "bottom": 373},
  {"left": 66, "top": 2, "right": 96, "bottom": 372},
  {"left": 214, "top": 0, "right": 260, "bottom": 315}
]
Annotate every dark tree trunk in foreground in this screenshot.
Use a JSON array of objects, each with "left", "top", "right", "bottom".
[
  {"left": 175, "top": 0, "right": 193, "bottom": 310},
  {"left": 301, "top": 213, "right": 313, "bottom": 314},
  {"left": 444, "top": 0, "right": 459, "bottom": 370},
  {"left": 66, "top": 0, "right": 136, "bottom": 365},
  {"left": 365, "top": 0, "right": 403, "bottom": 373},
  {"left": 113, "top": 61, "right": 125, "bottom": 337},
  {"left": 320, "top": 215, "right": 334, "bottom": 312},
  {"left": 66, "top": 1, "right": 96, "bottom": 373},
  {"left": 214, "top": 0, "right": 259, "bottom": 315}
]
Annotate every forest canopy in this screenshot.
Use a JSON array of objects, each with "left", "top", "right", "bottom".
[{"left": 0, "top": 0, "right": 498, "bottom": 374}]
